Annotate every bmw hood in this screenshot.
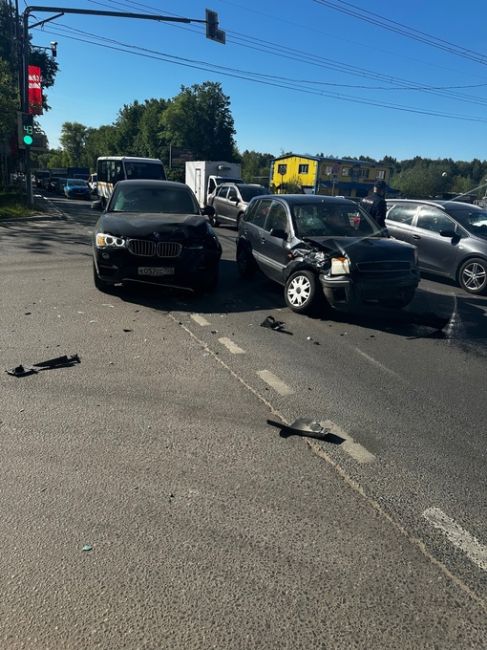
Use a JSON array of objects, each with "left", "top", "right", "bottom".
[
  {"left": 98, "top": 212, "right": 209, "bottom": 239},
  {"left": 305, "top": 236, "right": 416, "bottom": 263}
]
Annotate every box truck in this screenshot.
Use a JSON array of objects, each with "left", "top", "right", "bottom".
[{"left": 185, "top": 161, "right": 242, "bottom": 207}]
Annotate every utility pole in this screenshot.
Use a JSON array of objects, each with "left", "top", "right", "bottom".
[{"left": 20, "top": 5, "right": 225, "bottom": 206}]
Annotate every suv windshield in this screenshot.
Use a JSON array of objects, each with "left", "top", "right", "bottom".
[
  {"left": 67, "top": 179, "right": 87, "bottom": 186},
  {"left": 446, "top": 205, "right": 487, "bottom": 236},
  {"left": 239, "top": 186, "right": 267, "bottom": 201},
  {"left": 111, "top": 185, "right": 200, "bottom": 214},
  {"left": 292, "top": 202, "right": 379, "bottom": 238}
]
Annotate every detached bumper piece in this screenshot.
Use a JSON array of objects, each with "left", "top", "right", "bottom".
[{"left": 6, "top": 354, "right": 81, "bottom": 377}]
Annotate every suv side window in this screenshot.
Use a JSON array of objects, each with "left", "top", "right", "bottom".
[
  {"left": 216, "top": 186, "right": 228, "bottom": 198},
  {"left": 227, "top": 186, "right": 238, "bottom": 200},
  {"left": 264, "top": 202, "right": 289, "bottom": 233},
  {"left": 251, "top": 199, "right": 273, "bottom": 228},
  {"left": 416, "top": 207, "right": 455, "bottom": 233},
  {"left": 387, "top": 204, "right": 417, "bottom": 224}
]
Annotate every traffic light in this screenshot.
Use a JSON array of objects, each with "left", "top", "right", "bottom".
[
  {"left": 205, "top": 9, "right": 225, "bottom": 44},
  {"left": 18, "top": 112, "right": 34, "bottom": 149},
  {"left": 50, "top": 41, "right": 57, "bottom": 57}
]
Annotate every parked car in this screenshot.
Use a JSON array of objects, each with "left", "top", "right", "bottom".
[
  {"left": 208, "top": 182, "right": 267, "bottom": 227},
  {"left": 93, "top": 180, "right": 221, "bottom": 293},
  {"left": 64, "top": 178, "right": 91, "bottom": 200},
  {"left": 49, "top": 177, "right": 67, "bottom": 194},
  {"left": 236, "top": 194, "right": 419, "bottom": 314},
  {"left": 386, "top": 199, "right": 487, "bottom": 295}
]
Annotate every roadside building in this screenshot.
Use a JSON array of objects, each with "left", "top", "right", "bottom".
[{"left": 270, "top": 154, "right": 394, "bottom": 198}]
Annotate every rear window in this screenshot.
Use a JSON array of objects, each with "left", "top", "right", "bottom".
[
  {"left": 387, "top": 204, "right": 417, "bottom": 225},
  {"left": 123, "top": 162, "right": 166, "bottom": 181}
]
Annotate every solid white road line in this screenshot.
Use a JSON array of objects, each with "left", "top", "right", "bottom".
[
  {"left": 256, "top": 370, "right": 294, "bottom": 396},
  {"left": 191, "top": 314, "right": 210, "bottom": 327},
  {"left": 423, "top": 507, "right": 487, "bottom": 572},
  {"left": 321, "top": 419, "right": 376, "bottom": 465},
  {"left": 218, "top": 337, "right": 245, "bottom": 354}
]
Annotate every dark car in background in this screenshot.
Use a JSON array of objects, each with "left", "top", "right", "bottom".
[
  {"left": 236, "top": 194, "right": 419, "bottom": 315},
  {"left": 386, "top": 199, "right": 487, "bottom": 294},
  {"left": 93, "top": 180, "right": 221, "bottom": 294},
  {"left": 48, "top": 177, "right": 67, "bottom": 194},
  {"left": 64, "top": 178, "right": 91, "bottom": 200},
  {"left": 208, "top": 182, "right": 268, "bottom": 228}
]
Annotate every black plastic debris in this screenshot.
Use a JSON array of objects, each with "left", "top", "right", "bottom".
[
  {"left": 123, "top": 328, "right": 133, "bottom": 333},
  {"left": 260, "top": 315, "right": 293, "bottom": 335},
  {"left": 267, "top": 417, "right": 344, "bottom": 445},
  {"left": 6, "top": 354, "right": 80, "bottom": 377}
]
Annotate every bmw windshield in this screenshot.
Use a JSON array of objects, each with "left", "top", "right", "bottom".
[{"left": 110, "top": 185, "right": 200, "bottom": 215}]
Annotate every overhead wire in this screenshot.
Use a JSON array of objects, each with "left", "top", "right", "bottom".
[
  {"left": 83, "top": 0, "right": 487, "bottom": 107},
  {"left": 313, "top": 0, "right": 487, "bottom": 66},
  {"left": 36, "top": 23, "right": 487, "bottom": 124}
]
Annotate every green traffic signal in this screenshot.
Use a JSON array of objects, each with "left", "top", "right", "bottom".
[{"left": 23, "top": 134, "right": 33, "bottom": 146}]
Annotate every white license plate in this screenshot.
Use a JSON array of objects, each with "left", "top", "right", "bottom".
[{"left": 138, "top": 267, "right": 175, "bottom": 277}]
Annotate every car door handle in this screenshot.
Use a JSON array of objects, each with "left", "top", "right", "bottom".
[{"left": 412, "top": 234, "right": 421, "bottom": 240}]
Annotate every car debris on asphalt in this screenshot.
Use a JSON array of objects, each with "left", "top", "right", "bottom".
[
  {"left": 6, "top": 354, "right": 81, "bottom": 377},
  {"left": 260, "top": 315, "right": 293, "bottom": 335}
]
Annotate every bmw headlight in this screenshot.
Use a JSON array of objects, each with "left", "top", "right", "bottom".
[
  {"left": 95, "top": 233, "right": 127, "bottom": 249},
  {"left": 330, "top": 256, "right": 350, "bottom": 275}
]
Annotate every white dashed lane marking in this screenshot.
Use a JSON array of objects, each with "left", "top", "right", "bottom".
[
  {"left": 219, "top": 337, "right": 245, "bottom": 354},
  {"left": 321, "top": 419, "right": 376, "bottom": 465},
  {"left": 423, "top": 507, "right": 487, "bottom": 572},
  {"left": 191, "top": 314, "right": 210, "bottom": 327},
  {"left": 256, "top": 370, "right": 294, "bottom": 396}
]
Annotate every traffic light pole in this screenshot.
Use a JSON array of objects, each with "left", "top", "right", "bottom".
[{"left": 21, "top": 5, "right": 225, "bottom": 207}]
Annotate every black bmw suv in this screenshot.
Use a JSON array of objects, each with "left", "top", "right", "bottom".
[
  {"left": 236, "top": 194, "right": 420, "bottom": 315},
  {"left": 93, "top": 180, "right": 221, "bottom": 293}
]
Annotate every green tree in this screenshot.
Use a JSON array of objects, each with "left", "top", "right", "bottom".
[
  {"left": 241, "top": 150, "right": 274, "bottom": 185},
  {"left": 163, "top": 82, "right": 236, "bottom": 160},
  {"left": 60, "top": 122, "right": 89, "bottom": 166}
]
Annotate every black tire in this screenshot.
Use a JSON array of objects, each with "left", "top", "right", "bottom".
[
  {"left": 93, "top": 262, "right": 115, "bottom": 293},
  {"left": 236, "top": 244, "right": 256, "bottom": 279},
  {"left": 458, "top": 257, "right": 487, "bottom": 295},
  {"left": 284, "top": 269, "right": 322, "bottom": 315},
  {"left": 380, "top": 287, "right": 416, "bottom": 309}
]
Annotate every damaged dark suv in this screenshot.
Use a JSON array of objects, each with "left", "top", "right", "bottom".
[{"left": 236, "top": 194, "right": 420, "bottom": 314}]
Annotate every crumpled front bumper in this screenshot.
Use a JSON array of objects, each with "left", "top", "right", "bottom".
[{"left": 319, "top": 269, "right": 420, "bottom": 311}]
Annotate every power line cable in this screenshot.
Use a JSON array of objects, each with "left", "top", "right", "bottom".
[
  {"left": 37, "top": 24, "right": 487, "bottom": 124},
  {"left": 313, "top": 0, "right": 487, "bottom": 66}
]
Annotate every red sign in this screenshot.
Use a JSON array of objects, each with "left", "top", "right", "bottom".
[{"left": 28, "top": 65, "right": 43, "bottom": 115}]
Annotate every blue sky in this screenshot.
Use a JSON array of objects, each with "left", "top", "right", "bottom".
[{"left": 30, "top": 0, "right": 487, "bottom": 161}]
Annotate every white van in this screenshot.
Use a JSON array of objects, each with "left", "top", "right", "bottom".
[{"left": 96, "top": 156, "right": 166, "bottom": 206}]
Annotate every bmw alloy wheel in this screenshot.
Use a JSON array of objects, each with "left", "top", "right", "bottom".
[{"left": 459, "top": 258, "right": 487, "bottom": 294}]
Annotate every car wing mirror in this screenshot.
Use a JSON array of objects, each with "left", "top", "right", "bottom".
[
  {"left": 270, "top": 228, "right": 288, "bottom": 241},
  {"left": 439, "top": 229, "right": 457, "bottom": 238},
  {"left": 201, "top": 205, "right": 215, "bottom": 217}
]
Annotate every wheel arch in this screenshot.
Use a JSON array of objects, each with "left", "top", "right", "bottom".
[{"left": 456, "top": 254, "right": 487, "bottom": 283}]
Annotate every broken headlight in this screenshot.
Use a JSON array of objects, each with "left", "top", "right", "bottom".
[
  {"left": 95, "top": 233, "right": 127, "bottom": 249},
  {"left": 330, "top": 256, "right": 350, "bottom": 275}
]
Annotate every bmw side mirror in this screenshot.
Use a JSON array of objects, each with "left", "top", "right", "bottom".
[
  {"left": 202, "top": 205, "right": 215, "bottom": 217},
  {"left": 270, "top": 228, "right": 288, "bottom": 241}
]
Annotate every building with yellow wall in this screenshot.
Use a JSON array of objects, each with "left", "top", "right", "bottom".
[{"left": 270, "top": 154, "right": 393, "bottom": 198}]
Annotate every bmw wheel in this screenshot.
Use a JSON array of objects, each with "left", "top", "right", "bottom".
[
  {"left": 284, "top": 270, "right": 322, "bottom": 314},
  {"left": 458, "top": 257, "right": 487, "bottom": 294}
]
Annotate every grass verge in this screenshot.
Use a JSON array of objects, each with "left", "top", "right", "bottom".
[{"left": 0, "top": 191, "right": 45, "bottom": 220}]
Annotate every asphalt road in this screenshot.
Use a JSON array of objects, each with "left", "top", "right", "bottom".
[{"left": 0, "top": 194, "right": 486, "bottom": 649}]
